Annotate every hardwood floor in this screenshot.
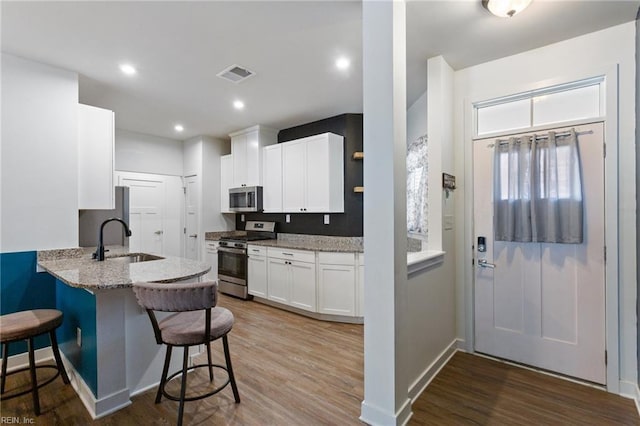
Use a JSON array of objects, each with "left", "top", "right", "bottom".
[
  {"left": 411, "top": 352, "right": 639, "bottom": 426},
  {"left": 2, "top": 295, "right": 638, "bottom": 425}
]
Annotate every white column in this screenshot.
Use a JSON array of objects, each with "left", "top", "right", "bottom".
[{"left": 361, "top": 1, "right": 411, "bottom": 425}]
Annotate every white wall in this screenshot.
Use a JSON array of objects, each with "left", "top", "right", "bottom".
[
  {"left": 184, "top": 136, "right": 233, "bottom": 261},
  {"left": 115, "top": 129, "right": 183, "bottom": 176},
  {"left": 453, "top": 22, "right": 636, "bottom": 392},
  {"left": 1, "top": 53, "right": 79, "bottom": 252},
  {"left": 406, "top": 56, "right": 457, "bottom": 400},
  {"left": 407, "top": 91, "right": 426, "bottom": 147}
]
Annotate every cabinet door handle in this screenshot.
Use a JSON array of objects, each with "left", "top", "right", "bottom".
[
  {"left": 189, "top": 234, "right": 198, "bottom": 238},
  {"left": 282, "top": 253, "right": 293, "bottom": 256}
]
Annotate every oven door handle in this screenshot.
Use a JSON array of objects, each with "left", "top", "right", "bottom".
[{"left": 218, "top": 246, "right": 246, "bottom": 255}]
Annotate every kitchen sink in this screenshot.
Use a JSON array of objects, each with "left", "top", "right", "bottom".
[{"left": 106, "top": 253, "right": 165, "bottom": 263}]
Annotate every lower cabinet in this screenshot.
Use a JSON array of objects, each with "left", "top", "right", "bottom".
[
  {"left": 247, "top": 245, "right": 267, "bottom": 298},
  {"left": 251, "top": 245, "right": 363, "bottom": 319},
  {"left": 204, "top": 241, "right": 219, "bottom": 282},
  {"left": 318, "top": 253, "right": 356, "bottom": 316},
  {"left": 266, "top": 247, "right": 316, "bottom": 312}
]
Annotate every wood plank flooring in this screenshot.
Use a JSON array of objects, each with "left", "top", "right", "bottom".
[
  {"left": 1, "top": 294, "right": 638, "bottom": 425},
  {"left": 411, "top": 352, "right": 639, "bottom": 425}
]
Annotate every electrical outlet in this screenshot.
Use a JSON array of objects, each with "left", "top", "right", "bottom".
[
  {"left": 285, "top": 214, "right": 291, "bottom": 223},
  {"left": 76, "top": 327, "right": 82, "bottom": 347},
  {"left": 324, "top": 214, "right": 330, "bottom": 225}
]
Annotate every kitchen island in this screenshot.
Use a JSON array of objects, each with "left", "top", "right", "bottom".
[{"left": 38, "top": 247, "right": 210, "bottom": 419}]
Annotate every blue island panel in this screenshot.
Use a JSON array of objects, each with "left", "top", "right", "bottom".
[
  {"left": 0, "top": 251, "right": 57, "bottom": 356},
  {"left": 56, "top": 280, "right": 98, "bottom": 397}
]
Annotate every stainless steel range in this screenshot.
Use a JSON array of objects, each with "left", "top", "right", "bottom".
[{"left": 217, "top": 221, "right": 276, "bottom": 299}]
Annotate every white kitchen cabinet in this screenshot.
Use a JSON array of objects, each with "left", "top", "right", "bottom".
[
  {"left": 262, "top": 144, "right": 283, "bottom": 212},
  {"left": 289, "top": 261, "right": 316, "bottom": 311},
  {"left": 266, "top": 247, "right": 316, "bottom": 312},
  {"left": 247, "top": 245, "right": 268, "bottom": 298},
  {"left": 78, "top": 104, "right": 114, "bottom": 209},
  {"left": 357, "top": 253, "right": 365, "bottom": 317},
  {"left": 267, "top": 258, "right": 290, "bottom": 304},
  {"left": 229, "top": 125, "right": 277, "bottom": 188},
  {"left": 282, "top": 133, "right": 344, "bottom": 213},
  {"left": 318, "top": 252, "right": 356, "bottom": 316},
  {"left": 204, "top": 241, "right": 219, "bottom": 282},
  {"left": 220, "top": 154, "right": 233, "bottom": 213}
]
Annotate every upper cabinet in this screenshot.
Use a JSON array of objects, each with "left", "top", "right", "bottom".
[
  {"left": 262, "top": 144, "right": 283, "bottom": 213},
  {"left": 78, "top": 104, "right": 114, "bottom": 209},
  {"left": 282, "top": 133, "right": 344, "bottom": 213},
  {"left": 229, "top": 125, "right": 277, "bottom": 188},
  {"left": 220, "top": 154, "right": 233, "bottom": 213}
]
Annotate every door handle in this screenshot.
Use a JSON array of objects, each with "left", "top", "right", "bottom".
[
  {"left": 478, "top": 259, "right": 496, "bottom": 269},
  {"left": 154, "top": 230, "right": 163, "bottom": 235}
]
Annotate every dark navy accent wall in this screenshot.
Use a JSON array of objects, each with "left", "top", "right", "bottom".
[
  {"left": 0, "top": 251, "right": 57, "bottom": 356},
  {"left": 237, "top": 113, "right": 364, "bottom": 236},
  {"left": 56, "top": 280, "right": 98, "bottom": 396}
]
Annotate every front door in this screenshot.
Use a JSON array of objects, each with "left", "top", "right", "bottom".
[{"left": 473, "top": 122, "right": 606, "bottom": 384}]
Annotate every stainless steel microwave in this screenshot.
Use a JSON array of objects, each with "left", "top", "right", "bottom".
[{"left": 229, "top": 186, "right": 263, "bottom": 212}]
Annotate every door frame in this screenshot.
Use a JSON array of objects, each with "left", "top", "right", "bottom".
[{"left": 461, "top": 65, "right": 620, "bottom": 393}]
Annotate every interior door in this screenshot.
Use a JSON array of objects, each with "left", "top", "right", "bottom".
[
  {"left": 473, "top": 122, "right": 605, "bottom": 384},
  {"left": 184, "top": 175, "right": 199, "bottom": 261},
  {"left": 119, "top": 176, "right": 164, "bottom": 255}
]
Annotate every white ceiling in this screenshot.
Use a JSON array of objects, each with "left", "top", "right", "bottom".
[{"left": 2, "top": 1, "right": 638, "bottom": 141}]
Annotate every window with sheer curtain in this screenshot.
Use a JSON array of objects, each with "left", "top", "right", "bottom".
[
  {"left": 493, "top": 129, "right": 583, "bottom": 244},
  {"left": 407, "top": 134, "right": 428, "bottom": 239}
]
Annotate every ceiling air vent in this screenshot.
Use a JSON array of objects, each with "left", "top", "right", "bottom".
[{"left": 216, "top": 64, "right": 255, "bottom": 83}]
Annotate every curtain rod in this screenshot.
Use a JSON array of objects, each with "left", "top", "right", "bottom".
[{"left": 489, "top": 129, "right": 593, "bottom": 147}]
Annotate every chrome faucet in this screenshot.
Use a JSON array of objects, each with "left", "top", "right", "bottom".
[{"left": 93, "top": 217, "right": 132, "bottom": 261}]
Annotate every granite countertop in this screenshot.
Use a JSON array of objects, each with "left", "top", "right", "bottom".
[
  {"left": 37, "top": 246, "right": 210, "bottom": 290},
  {"left": 206, "top": 232, "right": 364, "bottom": 253}
]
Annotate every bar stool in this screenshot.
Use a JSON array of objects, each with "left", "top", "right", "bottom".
[
  {"left": 0, "top": 309, "right": 70, "bottom": 415},
  {"left": 132, "top": 281, "right": 240, "bottom": 426}
]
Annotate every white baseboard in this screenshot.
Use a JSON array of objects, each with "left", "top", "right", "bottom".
[
  {"left": 634, "top": 384, "right": 640, "bottom": 417},
  {"left": 408, "top": 338, "right": 458, "bottom": 401},
  {"left": 59, "top": 353, "right": 131, "bottom": 419},
  {"left": 360, "top": 396, "right": 413, "bottom": 426},
  {"left": 2, "top": 347, "right": 54, "bottom": 372},
  {"left": 619, "top": 379, "right": 638, "bottom": 399}
]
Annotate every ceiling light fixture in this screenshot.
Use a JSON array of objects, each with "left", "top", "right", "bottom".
[
  {"left": 174, "top": 124, "right": 184, "bottom": 132},
  {"left": 335, "top": 57, "right": 350, "bottom": 70},
  {"left": 482, "top": 0, "right": 532, "bottom": 18},
  {"left": 233, "top": 100, "right": 245, "bottom": 110},
  {"left": 119, "top": 63, "right": 137, "bottom": 75}
]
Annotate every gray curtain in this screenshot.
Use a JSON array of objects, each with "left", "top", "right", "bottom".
[{"left": 493, "top": 129, "right": 583, "bottom": 244}]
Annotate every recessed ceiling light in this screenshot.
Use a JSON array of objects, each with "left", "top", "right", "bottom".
[
  {"left": 233, "top": 100, "right": 245, "bottom": 110},
  {"left": 335, "top": 57, "right": 350, "bottom": 70},
  {"left": 119, "top": 63, "right": 137, "bottom": 75},
  {"left": 174, "top": 124, "right": 184, "bottom": 132}
]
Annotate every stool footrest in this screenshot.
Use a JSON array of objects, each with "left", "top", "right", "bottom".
[
  {"left": 161, "top": 363, "right": 231, "bottom": 403},
  {"left": 0, "top": 365, "right": 61, "bottom": 401}
]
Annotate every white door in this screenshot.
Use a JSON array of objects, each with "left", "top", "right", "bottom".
[
  {"left": 119, "top": 176, "right": 164, "bottom": 255},
  {"left": 184, "top": 175, "right": 199, "bottom": 261},
  {"left": 473, "top": 122, "right": 606, "bottom": 384}
]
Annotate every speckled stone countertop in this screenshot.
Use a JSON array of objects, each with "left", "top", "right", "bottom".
[
  {"left": 37, "top": 246, "right": 210, "bottom": 290},
  {"left": 247, "top": 234, "right": 363, "bottom": 253},
  {"left": 204, "top": 230, "right": 246, "bottom": 240}
]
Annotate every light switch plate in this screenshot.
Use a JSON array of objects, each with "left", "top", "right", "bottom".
[
  {"left": 76, "top": 327, "right": 82, "bottom": 347},
  {"left": 286, "top": 214, "right": 291, "bottom": 223},
  {"left": 444, "top": 215, "right": 454, "bottom": 230},
  {"left": 324, "top": 214, "right": 330, "bottom": 225},
  {"left": 241, "top": 214, "right": 245, "bottom": 222}
]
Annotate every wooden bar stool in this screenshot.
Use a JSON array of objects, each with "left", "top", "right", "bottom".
[
  {"left": 132, "top": 281, "right": 240, "bottom": 426},
  {"left": 0, "top": 309, "right": 70, "bottom": 415}
]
